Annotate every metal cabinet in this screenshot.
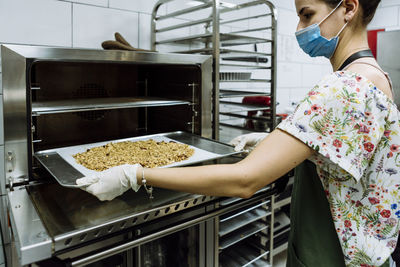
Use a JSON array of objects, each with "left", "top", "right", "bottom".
[{"left": 218, "top": 193, "right": 272, "bottom": 266}]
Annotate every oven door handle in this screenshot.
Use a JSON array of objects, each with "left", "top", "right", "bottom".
[{"left": 70, "top": 191, "right": 273, "bottom": 267}]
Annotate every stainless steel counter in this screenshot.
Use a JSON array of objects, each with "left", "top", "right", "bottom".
[
  {"left": 31, "top": 183, "right": 216, "bottom": 250},
  {"left": 9, "top": 181, "right": 218, "bottom": 265},
  {"left": 28, "top": 184, "right": 197, "bottom": 238}
]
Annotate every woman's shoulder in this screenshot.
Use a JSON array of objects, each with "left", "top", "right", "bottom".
[
  {"left": 346, "top": 63, "right": 393, "bottom": 100},
  {"left": 313, "top": 69, "right": 395, "bottom": 109}
]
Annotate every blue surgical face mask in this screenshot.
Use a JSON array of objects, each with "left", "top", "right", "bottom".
[{"left": 295, "top": 0, "right": 347, "bottom": 58}]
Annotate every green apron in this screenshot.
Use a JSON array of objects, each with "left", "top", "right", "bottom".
[{"left": 287, "top": 160, "right": 390, "bottom": 267}]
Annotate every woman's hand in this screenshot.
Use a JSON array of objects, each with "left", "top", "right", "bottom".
[
  {"left": 229, "top": 132, "right": 269, "bottom": 152},
  {"left": 76, "top": 164, "right": 142, "bottom": 201}
]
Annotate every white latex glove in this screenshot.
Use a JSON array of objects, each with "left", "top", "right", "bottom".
[
  {"left": 229, "top": 132, "right": 269, "bottom": 153},
  {"left": 76, "top": 164, "right": 141, "bottom": 201}
]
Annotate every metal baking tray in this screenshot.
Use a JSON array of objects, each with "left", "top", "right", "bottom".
[{"left": 35, "top": 131, "right": 240, "bottom": 188}]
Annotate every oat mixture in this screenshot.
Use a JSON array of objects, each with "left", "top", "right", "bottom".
[{"left": 73, "top": 139, "right": 195, "bottom": 171}]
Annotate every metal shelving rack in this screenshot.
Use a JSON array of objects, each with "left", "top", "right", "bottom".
[
  {"left": 151, "top": 0, "right": 277, "bottom": 141},
  {"left": 217, "top": 190, "right": 273, "bottom": 266}
]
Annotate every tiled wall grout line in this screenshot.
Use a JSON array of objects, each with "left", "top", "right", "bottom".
[
  {"left": 71, "top": 3, "right": 74, "bottom": 47},
  {"left": 138, "top": 12, "right": 141, "bottom": 48}
]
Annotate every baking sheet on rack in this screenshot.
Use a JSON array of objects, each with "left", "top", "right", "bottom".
[{"left": 56, "top": 135, "right": 222, "bottom": 177}]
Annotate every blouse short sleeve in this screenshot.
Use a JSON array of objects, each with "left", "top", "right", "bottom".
[{"left": 277, "top": 71, "right": 389, "bottom": 182}]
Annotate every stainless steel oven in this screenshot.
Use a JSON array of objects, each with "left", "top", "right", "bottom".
[{"left": 0, "top": 44, "right": 275, "bottom": 267}]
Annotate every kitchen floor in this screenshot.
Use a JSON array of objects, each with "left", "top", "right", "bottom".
[{"left": 274, "top": 250, "right": 287, "bottom": 267}]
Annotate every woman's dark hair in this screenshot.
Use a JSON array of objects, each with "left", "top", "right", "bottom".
[{"left": 322, "top": 0, "right": 381, "bottom": 25}]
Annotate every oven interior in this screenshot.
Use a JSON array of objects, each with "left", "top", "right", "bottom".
[{"left": 30, "top": 61, "right": 202, "bottom": 152}]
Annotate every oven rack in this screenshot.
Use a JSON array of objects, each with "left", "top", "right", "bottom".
[
  {"left": 219, "top": 207, "right": 270, "bottom": 237},
  {"left": 219, "top": 78, "right": 271, "bottom": 83},
  {"left": 219, "top": 242, "right": 270, "bottom": 267},
  {"left": 218, "top": 194, "right": 272, "bottom": 264},
  {"left": 219, "top": 90, "right": 270, "bottom": 99},
  {"left": 219, "top": 122, "right": 260, "bottom": 133},
  {"left": 219, "top": 198, "right": 270, "bottom": 223},
  {"left": 173, "top": 48, "right": 271, "bottom": 57},
  {"left": 220, "top": 63, "right": 271, "bottom": 69},
  {"left": 156, "top": 33, "right": 272, "bottom": 46},
  {"left": 31, "top": 97, "right": 191, "bottom": 115},
  {"left": 220, "top": 113, "right": 274, "bottom": 124},
  {"left": 219, "top": 220, "right": 269, "bottom": 250},
  {"left": 220, "top": 100, "right": 271, "bottom": 108}
]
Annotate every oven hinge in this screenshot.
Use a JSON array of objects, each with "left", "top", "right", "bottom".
[
  {"left": 189, "top": 83, "right": 199, "bottom": 133},
  {"left": 6, "top": 151, "right": 28, "bottom": 191},
  {"left": 6, "top": 151, "right": 15, "bottom": 191}
]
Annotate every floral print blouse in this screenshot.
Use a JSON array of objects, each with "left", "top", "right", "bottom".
[{"left": 277, "top": 71, "right": 400, "bottom": 267}]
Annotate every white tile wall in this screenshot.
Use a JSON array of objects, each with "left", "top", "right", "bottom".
[
  {"left": 290, "top": 87, "right": 309, "bottom": 104},
  {"left": 156, "top": 17, "right": 190, "bottom": 42},
  {"left": 220, "top": 8, "right": 250, "bottom": 29},
  {"left": 277, "top": 62, "right": 302, "bottom": 88},
  {"left": 109, "top": 0, "right": 166, "bottom": 14},
  {"left": 277, "top": 9, "right": 298, "bottom": 36},
  {"left": 301, "top": 64, "right": 324, "bottom": 88},
  {"left": 380, "top": 0, "right": 400, "bottom": 7},
  {"left": 269, "top": 0, "right": 295, "bottom": 11},
  {"left": 166, "top": 0, "right": 212, "bottom": 21},
  {"left": 139, "top": 13, "right": 152, "bottom": 50},
  {"left": 369, "top": 6, "right": 399, "bottom": 29},
  {"left": 73, "top": 3, "right": 139, "bottom": 49},
  {"left": 72, "top": 0, "right": 108, "bottom": 7},
  {"left": 277, "top": 35, "right": 298, "bottom": 62},
  {"left": 399, "top": 8, "right": 400, "bottom": 26},
  {"left": 0, "top": 0, "right": 72, "bottom": 46},
  {"left": 276, "top": 88, "right": 290, "bottom": 113}
]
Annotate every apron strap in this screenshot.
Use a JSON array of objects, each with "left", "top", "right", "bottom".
[{"left": 338, "top": 49, "right": 374, "bottom": 71}]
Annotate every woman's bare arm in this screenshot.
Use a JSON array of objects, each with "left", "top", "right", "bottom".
[{"left": 140, "top": 129, "right": 314, "bottom": 198}]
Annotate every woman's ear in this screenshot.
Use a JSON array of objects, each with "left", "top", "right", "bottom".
[{"left": 343, "top": 0, "right": 360, "bottom": 23}]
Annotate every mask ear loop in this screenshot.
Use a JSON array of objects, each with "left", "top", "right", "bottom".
[
  {"left": 328, "top": 19, "right": 348, "bottom": 58},
  {"left": 336, "top": 21, "right": 348, "bottom": 37},
  {"left": 318, "top": 0, "right": 344, "bottom": 26}
]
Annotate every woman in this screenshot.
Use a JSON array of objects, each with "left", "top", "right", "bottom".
[{"left": 77, "top": 0, "right": 398, "bottom": 266}]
